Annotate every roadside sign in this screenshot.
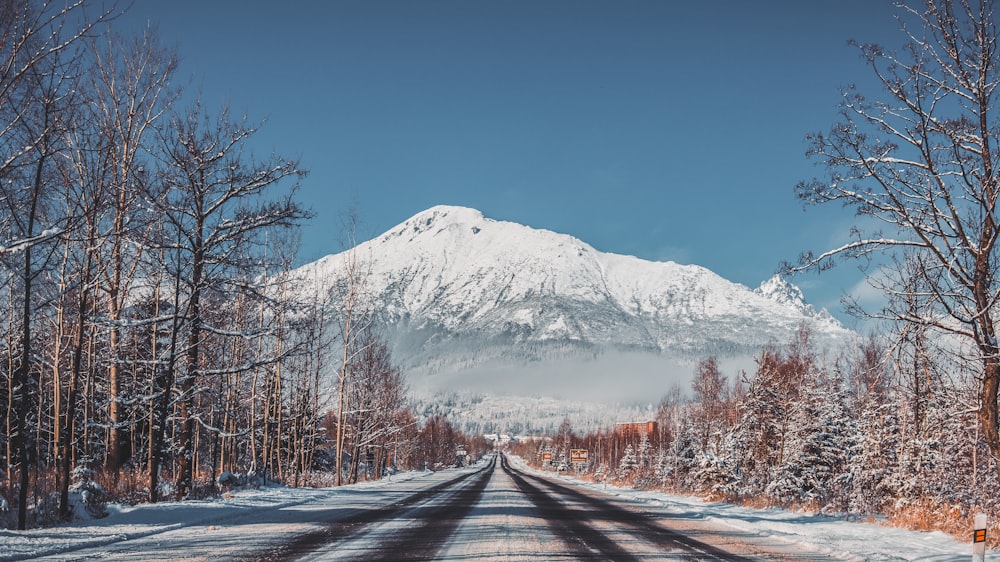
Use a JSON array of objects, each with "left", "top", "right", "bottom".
[
  {"left": 541, "top": 452, "right": 553, "bottom": 463},
  {"left": 570, "top": 449, "right": 588, "bottom": 464}
]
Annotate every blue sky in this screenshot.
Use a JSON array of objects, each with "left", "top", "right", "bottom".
[{"left": 116, "top": 1, "right": 904, "bottom": 328}]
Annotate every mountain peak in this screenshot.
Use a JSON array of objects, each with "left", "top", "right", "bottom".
[
  {"left": 378, "top": 205, "right": 496, "bottom": 246},
  {"left": 756, "top": 274, "right": 806, "bottom": 307},
  {"left": 399, "top": 205, "right": 487, "bottom": 235},
  {"left": 295, "top": 207, "right": 850, "bottom": 393},
  {"left": 408, "top": 205, "right": 485, "bottom": 226},
  {"left": 754, "top": 274, "right": 839, "bottom": 326}
]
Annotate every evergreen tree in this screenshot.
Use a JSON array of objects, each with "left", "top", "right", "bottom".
[
  {"left": 689, "top": 451, "right": 736, "bottom": 498},
  {"left": 766, "top": 371, "right": 853, "bottom": 510},
  {"left": 638, "top": 433, "right": 651, "bottom": 469},
  {"left": 653, "top": 447, "right": 670, "bottom": 483},
  {"left": 618, "top": 443, "right": 638, "bottom": 478},
  {"left": 849, "top": 398, "right": 902, "bottom": 515}
]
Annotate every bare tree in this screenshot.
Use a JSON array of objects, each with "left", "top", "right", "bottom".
[
  {"left": 156, "top": 102, "right": 307, "bottom": 500},
  {"left": 48, "top": 46, "right": 127, "bottom": 515},
  {"left": 330, "top": 211, "right": 374, "bottom": 486},
  {"left": 0, "top": 0, "right": 115, "bottom": 528},
  {"left": 2, "top": 44, "right": 78, "bottom": 532},
  {"left": 0, "top": 0, "right": 115, "bottom": 244},
  {"left": 345, "top": 327, "right": 406, "bottom": 483},
  {"left": 791, "top": 0, "right": 1000, "bottom": 476},
  {"left": 691, "top": 356, "right": 731, "bottom": 454},
  {"left": 86, "top": 27, "right": 177, "bottom": 478},
  {"left": 146, "top": 220, "right": 184, "bottom": 504}
]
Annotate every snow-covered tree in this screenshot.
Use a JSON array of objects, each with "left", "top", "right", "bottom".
[
  {"left": 618, "top": 443, "right": 638, "bottom": 478},
  {"left": 766, "top": 371, "right": 854, "bottom": 510},
  {"left": 638, "top": 433, "right": 651, "bottom": 469},
  {"left": 849, "top": 398, "right": 903, "bottom": 515},
  {"left": 690, "top": 452, "right": 736, "bottom": 498},
  {"left": 653, "top": 447, "right": 670, "bottom": 483},
  {"left": 344, "top": 328, "right": 408, "bottom": 483},
  {"left": 725, "top": 340, "right": 809, "bottom": 497},
  {"left": 86, "top": 27, "right": 178, "bottom": 480}
]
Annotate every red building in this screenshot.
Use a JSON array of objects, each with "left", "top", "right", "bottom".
[{"left": 615, "top": 421, "right": 657, "bottom": 441}]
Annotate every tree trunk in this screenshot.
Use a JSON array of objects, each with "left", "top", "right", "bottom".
[
  {"left": 59, "top": 263, "right": 90, "bottom": 519},
  {"left": 14, "top": 237, "right": 33, "bottom": 531},
  {"left": 15, "top": 134, "right": 49, "bottom": 530},
  {"left": 979, "top": 357, "right": 1000, "bottom": 478},
  {"left": 174, "top": 202, "right": 204, "bottom": 500},
  {"left": 150, "top": 245, "right": 182, "bottom": 503}
]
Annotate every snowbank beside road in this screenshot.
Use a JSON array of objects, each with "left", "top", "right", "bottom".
[{"left": 0, "top": 470, "right": 439, "bottom": 561}]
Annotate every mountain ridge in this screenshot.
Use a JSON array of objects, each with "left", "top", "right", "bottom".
[{"left": 291, "top": 205, "right": 851, "bottom": 394}]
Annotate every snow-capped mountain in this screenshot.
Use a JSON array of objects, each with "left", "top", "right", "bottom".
[{"left": 291, "top": 205, "right": 851, "bottom": 404}]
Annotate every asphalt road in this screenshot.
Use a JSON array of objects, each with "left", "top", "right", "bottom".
[{"left": 253, "top": 454, "right": 828, "bottom": 561}]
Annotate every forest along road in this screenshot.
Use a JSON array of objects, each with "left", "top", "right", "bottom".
[
  {"left": 260, "top": 454, "right": 832, "bottom": 562},
  {"left": 26, "top": 455, "right": 834, "bottom": 562}
]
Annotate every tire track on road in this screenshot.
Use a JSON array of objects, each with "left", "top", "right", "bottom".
[
  {"left": 501, "top": 456, "right": 643, "bottom": 561},
  {"left": 358, "top": 460, "right": 492, "bottom": 562},
  {"left": 502, "top": 455, "right": 752, "bottom": 561},
  {"left": 257, "top": 458, "right": 494, "bottom": 561}
]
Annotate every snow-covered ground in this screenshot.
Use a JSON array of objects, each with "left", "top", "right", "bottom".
[
  {"left": 0, "top": 458, "right": 979, "bottom": 561},
  {"left": 0, "top": 469, "right": 453, "bottom": 561}
]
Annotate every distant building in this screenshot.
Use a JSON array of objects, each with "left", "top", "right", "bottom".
[
  {"left": 484, "top": 433, "right": 512, "bottom": 447},
  {"left": 616, "top": 421, "right": 657, "bottom": 441}
]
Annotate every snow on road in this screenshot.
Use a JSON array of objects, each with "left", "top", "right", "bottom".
[
  {"left": 1, "top": 469, "right": 467, "bottom": 561},
  {"left": 505, "top": 456, "right": 973, "bottom": 561},
  {"left": 0, "top": 457, "right": 980, "bottom": 561},
  {"left": 437, "top": 458, "right": 563, "bottom": 560}
]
